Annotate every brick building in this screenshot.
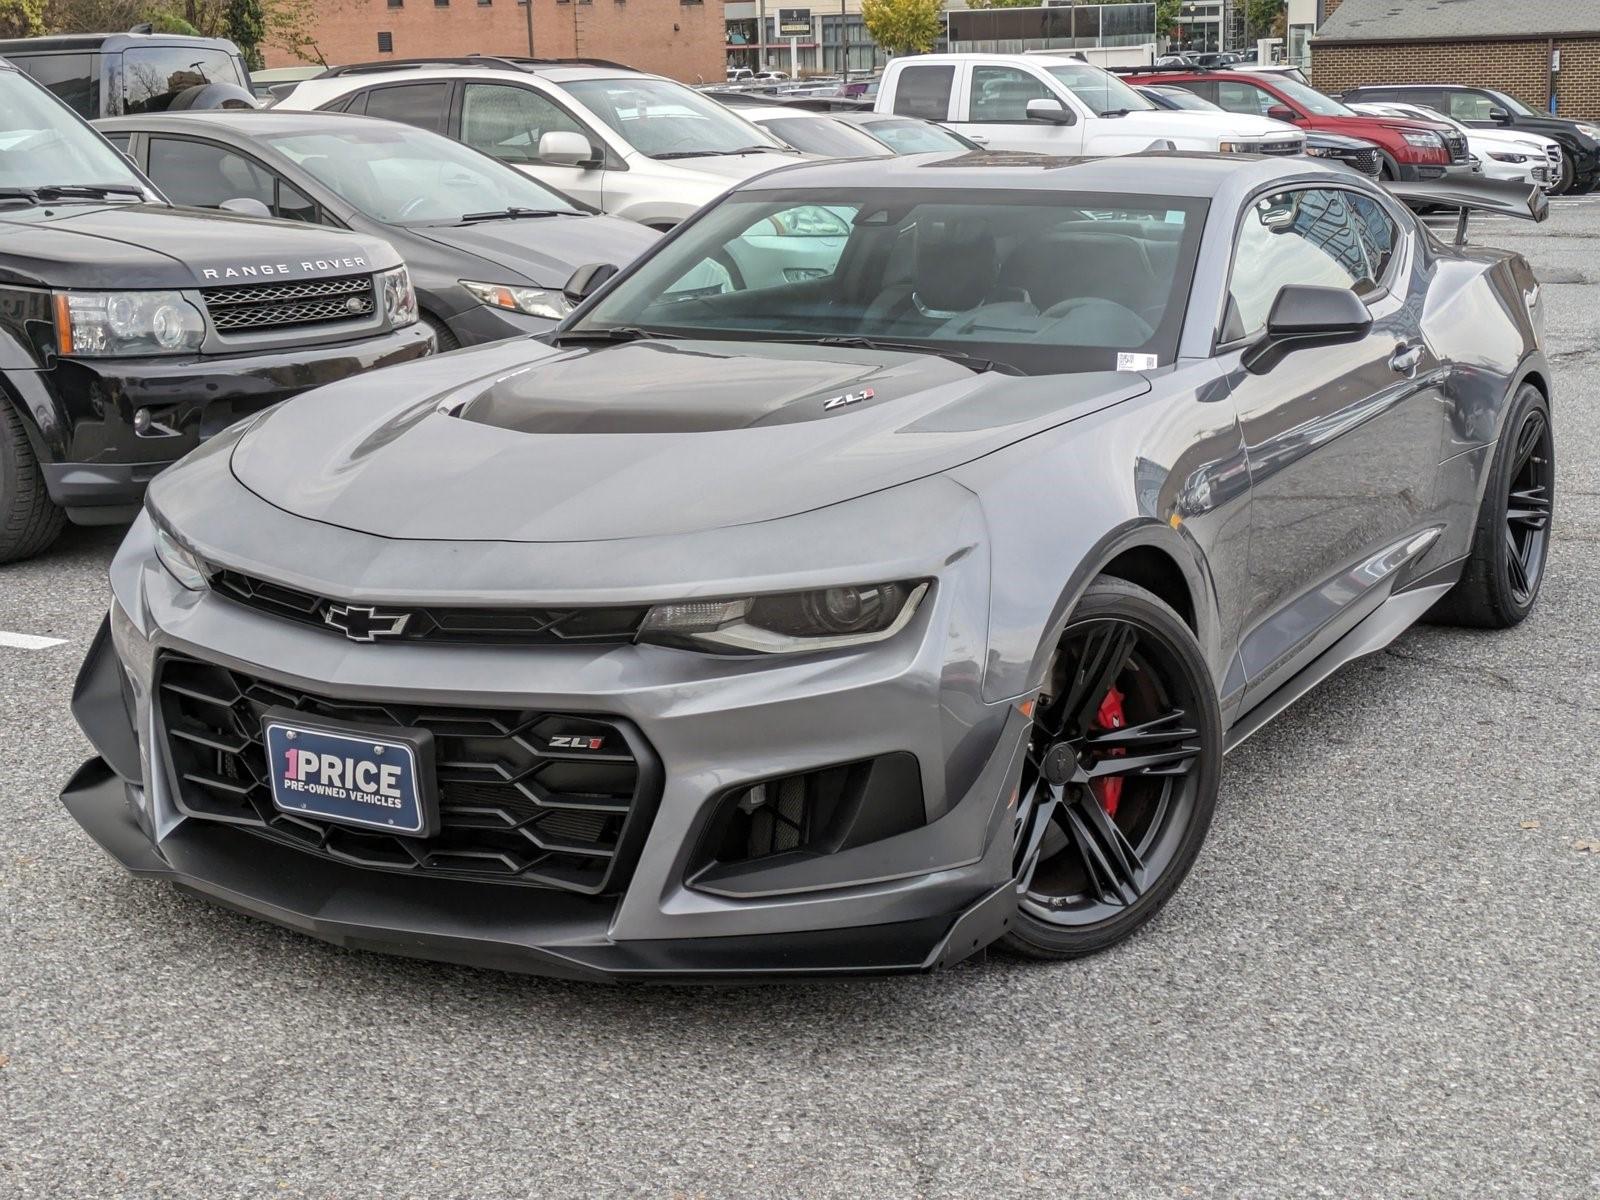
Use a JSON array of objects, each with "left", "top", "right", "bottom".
[
  {"left": 1310, "top": 0, "right": 1600, "bottom": 121},
  {"left": 265, "top": 0, "right": 728, "bottom": 86}
]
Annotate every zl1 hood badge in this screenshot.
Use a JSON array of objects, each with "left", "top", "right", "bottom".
[{"left": 822, "top": 387, "right": 875, "bottom": 411}]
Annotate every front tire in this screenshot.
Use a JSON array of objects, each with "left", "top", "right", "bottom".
[
  {"left": 0, "top": 399, "right": 65, "bottom": 565},
  {"left": 421, "top": 312, "right": 460, "bottom": 352},
  {"left": 1431, "top": 383, "right": 1554, "bottom": 628},
  {"left": 1001, "top": 577, "right": 1222, "bottom": 961}
]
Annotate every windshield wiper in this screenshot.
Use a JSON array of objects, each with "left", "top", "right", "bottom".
[
  {"left": 550, "top": 326, "right": 675, "bottom": 344},
  {"left": 809, "top": 335, "right": 1021, "bottom": 375},
  {"left": 458, "top": 206, "right": 565, "bottom": 222},
  {"left": 0, "top": 183, "right": 144, "bottom": 206},
  {"left": 650, "top": 146, "right": 792, "bottom": 160}
]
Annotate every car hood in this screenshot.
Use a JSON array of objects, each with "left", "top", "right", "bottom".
[
  {"left": 411, "top": 213, "right": 660, "bottom": 287},
  {"left": 0, "top": 202, "right": 399, "bottom": 289},
  {"left": 1466, "top": 127, "right": 1555, "bottom": 153},
  {"left": 638, "top": 149, "right": 806, "bottom": 181},
  {"left": 229, "top": 338, "right": 1149, "bottom": 542},
  {"left": 1096, "top": 110, "right": 1298, "bottom": 142}
]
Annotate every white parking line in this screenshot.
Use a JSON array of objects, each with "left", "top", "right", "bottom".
[{"left": 0, "top": 630, "right": 67, "bottom": 650}]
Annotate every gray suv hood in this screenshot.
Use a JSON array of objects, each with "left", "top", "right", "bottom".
[{"left": 230, "top": 339, "right": 1148, "bottom": 542}]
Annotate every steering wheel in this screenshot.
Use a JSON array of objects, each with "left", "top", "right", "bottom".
[{"left": 395, "top": 194, "right": 433, "bottom": 219}]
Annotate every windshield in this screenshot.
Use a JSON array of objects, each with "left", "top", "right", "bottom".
[
  {"left": 563, "top": 77, "right": 787, "bottom": 157},
  {"left": 857, "top": 118, "right": 973, "bottom": 153},
  {"left": 1151, "top": 87, "right": 1219, "bottom": 112},
  {"left": 760, "top": 115, "right": 890, "bottom": 158},
  {"left": 1485, "top": 89, "right": 1537, "bottom": 118},
  {"left": 1268, "top": 76, "right": 1353, "bottom": 116},
  {"left": 263, "top": 123, "right": 582, "bottom": 224},
  {"left": 570, "top": 187, "right": 1207, "bottom": 375},
  {"left": 1044, "top": 64, "right": 1154, "bottom": 115},
  {"left": 0, "top": 71, "right": 145, "bottom": 194}
]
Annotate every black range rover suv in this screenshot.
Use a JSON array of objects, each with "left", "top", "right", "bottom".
[{"left": 0, "top": 60, "right": 433, "bottom": 562}]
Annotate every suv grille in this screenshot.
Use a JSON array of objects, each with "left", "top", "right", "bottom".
[
  {"left": 157, "top": 654, "right": 661, "bottom": 893},
  {"left": 212, "top": 570, "right": 648, "bottom": 645},
  {"left": 1441, "top": 131, "right": 1469, "bottom": 164},
  {"left": 201, "top": 273, "right": 375, "bottom": 334},
  {"left": 1351, "top": 147, "right": 1381, "bottom": 176}
]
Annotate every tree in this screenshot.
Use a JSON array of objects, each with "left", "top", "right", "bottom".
[
  {"left": 0, "top": 0, "right": 45, "bottom": 37},
  {"left": 1245, "top": 0, "right": 1286, "bottom": 41},
  {"left": 225, "top": 0, "right": 264, "bottom": 68},
  {"left": 261, "top": 0, "right": 334, "bottom": 67},
  {"left": 861, "top": 0, "right": 942, "bottom": 57}
]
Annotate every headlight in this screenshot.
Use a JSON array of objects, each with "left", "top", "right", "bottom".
[
  {"left": 1303, "top": 146, "right": 1338, "bottom": 158},
  {"left": 52, "top": 290, "right": 204, "bottom": 357},
  {"left": 1488, "top": 151, "right": 1530, "bottom": 163},
  {"left": 638, "top": 581, "right": 929, "bottom": 654},
  {"left": 461, "top": 280, "right": 572, "bottom": 321},
  {"left": 1400, "top": 130, "right": 1443, "bottom": 149},
  {"left": 153, "top": 523, "right": 211, "bottom": 591},
  {"left": 1575, "top": 123, "right": 1600, "bottom": 140},
  {"left": 382, "top": 266, "right": 418, "bottom": 327}
]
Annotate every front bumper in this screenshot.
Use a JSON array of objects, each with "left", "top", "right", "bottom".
[{"left": 30, "top": 321, "right": 435, "bottom": 523}]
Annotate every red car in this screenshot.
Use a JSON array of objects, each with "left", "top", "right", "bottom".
[{"left": 1120, "top": 69, "right": 1470, "bottom": 180}]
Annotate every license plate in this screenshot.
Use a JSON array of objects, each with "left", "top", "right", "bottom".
[{"left": 262, "top": 711, "right": 436, "bottom": 837}]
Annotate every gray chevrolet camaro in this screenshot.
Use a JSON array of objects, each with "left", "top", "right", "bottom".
[{"left": 63, "top": 152, "right": 1553, "bottom": 982}]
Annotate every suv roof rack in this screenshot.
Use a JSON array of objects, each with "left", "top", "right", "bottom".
[
  {"left": 315, "top": 56, "right": 633, "bottom": 79},
  {"left": 1108, "top": 64, "right": 1221, "bottom": 76}
]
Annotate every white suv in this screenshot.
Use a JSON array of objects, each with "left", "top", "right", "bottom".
[
  {"left": 873, "top": 54, "right": 1304, "bottom": 158},
  {"left": 278, "top": 57, "right": 803, "bottom": 227}
]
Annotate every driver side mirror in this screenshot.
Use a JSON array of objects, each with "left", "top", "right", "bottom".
[
  {"left": 1488, "top": 107, "right": 1512, "bottom": 125},
  {"left": 219, "top": 197, "right": 272, "bottom": 218},
  {"left": 1266, "top": 104, "right": 1299, "bottom": 123},
  {"left": 1025, "top": 97, "right": 1076, "bottom": 126},
  {"left": 563, "top": 262, "right": 619, "bottom": 306},
  {"left": 540, "top": 130, "right": 600, "bottom": 167},
  {"left": 1242, "top": 284, "right": 1372, "bottom": 374}
]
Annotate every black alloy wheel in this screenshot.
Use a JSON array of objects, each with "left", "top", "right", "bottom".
[
  {"left": 1002, "top": 578, "right": 1222, "bottom": 960},
  {"left": 1431, "top": 383, "right": 1554, "bottom": 629}
]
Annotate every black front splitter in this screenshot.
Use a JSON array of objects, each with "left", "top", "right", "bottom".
[{"left": 61, "top": 758, "right": 1017, "bottom": 985}]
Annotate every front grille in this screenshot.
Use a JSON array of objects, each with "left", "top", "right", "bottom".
[
  {"left": 212, "top": 570, "right": 648, "bottom": 646},
  {"left": 1259, "top": 139, "right": 1302, "bottom": 157},
  {"left": 157, "top": 653, "right": 660, "bottom": 892},
  {"left": 1442, "top": 131, "right": 1469, "bottom": 164},
  {"left": 201, "top": 273, "right": 375, "bottom": 334},
  {"left": 1349, "top": 147, "right": 1381, "bottom": 176}
]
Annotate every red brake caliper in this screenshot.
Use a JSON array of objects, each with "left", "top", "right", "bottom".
[{"left": 1090, "top": 685, "right": 1127, "bottom": 817}]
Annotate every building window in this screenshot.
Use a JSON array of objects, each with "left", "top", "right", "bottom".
[
  {"left": 377, "top": 30, "right": 394, "bottom": 52},
  {"left": 435, "top": 0, "right": 449, "bottom": 6},
  {"left": 387, "top": 0, "right": 401, "bottom": 7}
]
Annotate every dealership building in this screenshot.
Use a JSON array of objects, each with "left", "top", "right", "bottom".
[
  {"left": 263, "top": 0, "right": 727, "bottom": 85},
  {"left": 1310, "top": 0, "right": 1600, "bottom": 120}
]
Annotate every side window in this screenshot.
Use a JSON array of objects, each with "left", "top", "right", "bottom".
[
  {"left": 967, "top": 66, "right": 1050, "bottom": 123},
  {"left": 101, "top": 132, "right": 132, "bottom": 154},
  {"left": 275, "top": 179, "right": 320, "bottom": 223},
  {"left": 460, "top": 83, "right": 589, "bottom": 164},
  {"left": 892, "top": 65, "right": 954, "bottom": 121},
  {"left": 1170, "top": 80, "right": 1219, "bottom": 106},
  {"left": 361, "top": 82, "right": 450, "bottom": 134},
  {"left": 121, "top": 47, "right": 243, "bottom": 114},
  {"left": 1226, "top": 189, "right": 1382, "bottom": 341},
  {"left": 12, "top": 53, "right": 100, "bottom": 117},
  {"left": 1213, "top": 81, "right": 1279, "bottom": 117},
  {"left": 146, "top": 137, "right": 274, "bottom": 211},
  {"left": 1447, "top": 90, "right": 1498, "bottom": 121},
  {"left": 1346, "top": 193, "right": 1397, "bottom": 282}
]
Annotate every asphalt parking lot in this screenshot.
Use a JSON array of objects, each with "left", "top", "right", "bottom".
[{"left": 3, "top": 198, "right": 1599, "bottom": 1199}]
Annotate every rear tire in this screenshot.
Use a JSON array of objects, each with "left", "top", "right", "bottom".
[
  {"left": 421, "top": 312, "right": 460, "bottom": 352},
  {"left": 1431, "top": 383, "right": 1553, "bottom": 629},
  {"left": 0, "top": 399, "right": 66, "bottom": 565},
  {"left": 1570, "top": 171, "right": 1599, "bottom": 196},
  {"left": 1553, "top": 154, "right": 1577, "bottom": 195},
  {"left": 1001, "top": 577, "right": 1222, "bottom": 961}
]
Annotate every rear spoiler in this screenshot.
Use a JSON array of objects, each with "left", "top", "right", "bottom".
[{"left": 1384, "top": 177, "right": 1548, "bottom": 245}]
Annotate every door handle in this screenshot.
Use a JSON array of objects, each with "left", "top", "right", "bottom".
[
  {"left": 967, "top": 134, "right": 989, "bottom": 145},
  {"left": 1389, "top": 343, "right": 1424, "bottom": 374}
]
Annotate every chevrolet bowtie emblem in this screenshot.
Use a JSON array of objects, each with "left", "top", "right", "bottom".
[{"left": 323, "top": 604, "right": 411, "bottom": 642}]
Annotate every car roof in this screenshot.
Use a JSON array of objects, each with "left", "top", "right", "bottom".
[
  {"left": 96, "top": 109, "right": 398, "bottom": 139},
  {"left": 300, "top": 58, "right": 653, "bottom": 87},
  {"left": 738, "top": 150, "right": 1324, "bottom": 198},
  {"left": 0, "top": 31, "right": 238, "bottom": 53}
]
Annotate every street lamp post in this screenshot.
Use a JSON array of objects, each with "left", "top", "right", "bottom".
[{"left": 839, "top": 0, "right": 848, "bottom": 83}]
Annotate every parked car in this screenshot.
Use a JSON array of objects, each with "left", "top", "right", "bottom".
[
  {"left": 0, "top": 61, "right": 431, "bottom": 563},
  {"left": 96, "top": 109, "right": 661, "bottom": 348},
  {"left": 277, "top": 57, "right": 802, "bottom": 228},
  {"left": 0, "top": 29, "right": 253, "bottom": 119},
  {"left": 728, "top": 103, "right": 979, "bottom": 157},
  {"left": 1121, "top": 68, "right": 1470, "bottom": 180},
  {"left": 874, "top": 55, "right": 1304, "bottom": 157},
  {"left": 1348, "top": 101, "right": 1562, "bottom": 191},
  {"left": 1236, "top": 64, "right": 1311, "bottom": 87},
  {"left": 64, "top": 153, "right": 1554, "bottom": 981},
  {"left": 1338, "top": 83, "right": 1600, "bottom": 194},
  {"left": 1136, "top": 84, "right": 1383, "bottom": 176},
  {"left": 250, "top": 65, "right": 328, "bottom": 104}
]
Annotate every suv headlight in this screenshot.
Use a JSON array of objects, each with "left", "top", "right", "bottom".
[
  {"left": 1574, "top": 122, "right": 1600, "bottom": 140},
  {"left": 1400, "top": 130, "right": 1443, "bottom": 149},
  {"left": 52, "top": 290, "right": 204, "bottom": 357},
  {"left": 638, "top": 581, "right": 929, "bottom": 654},
  {"left": 382, "top": 265, "right": 418, "bottom": 327},
  {"left": 461, "top": 280, "right": 571, "bottom": 321},
  {"left": 1488, "top": 151, "right": 1530, "bottom": 163},
  {"left": 153, "top": 522, "right": 211, "bottom": 591}
]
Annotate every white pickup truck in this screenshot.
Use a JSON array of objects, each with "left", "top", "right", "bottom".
[{"left": 873, "top": 54, "right": 1304, "bottom": 158}]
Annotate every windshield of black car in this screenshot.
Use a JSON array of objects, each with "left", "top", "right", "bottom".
[
  {"left": 1044, "top": 64, "right": 1155, "bottom": 115},
  {"left": 0, "top": 72, "right": 147, "bottom": 194},
  {"left": 1266, "top": 76, "right": 1353, "bottom": 116},
  {"left": 570, "top": 187, "right": 1208, "bottom": 375},
  {"left": 563, "top": 77, "right": 787, "bottom": 156},
  {"left": 263, "top": 124, "right": 583, "bottom": 223},
  {"left": 858, "top": 118, "right": 973, "bottom": 153}
]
